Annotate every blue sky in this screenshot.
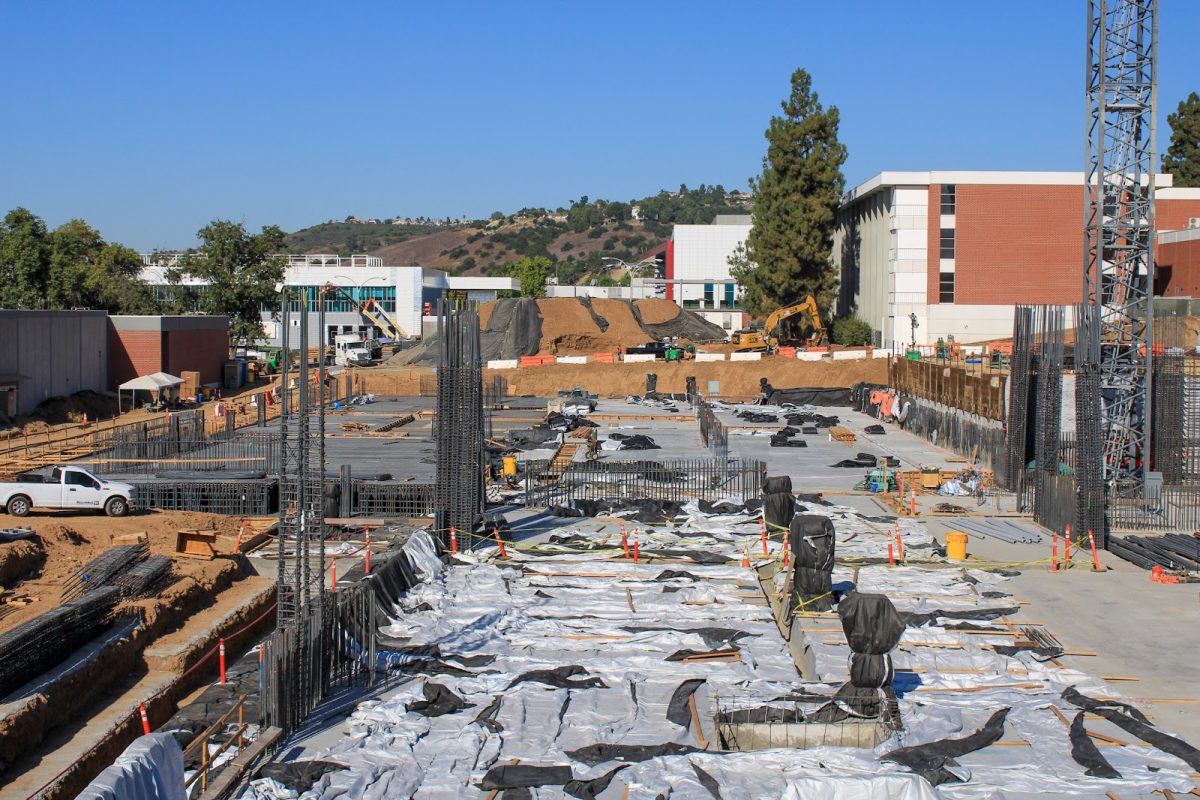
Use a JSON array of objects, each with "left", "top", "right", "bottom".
[{"left": 2, "top": 1, "right": 1198, "bottom": 250}]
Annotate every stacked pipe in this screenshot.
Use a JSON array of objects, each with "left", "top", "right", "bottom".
[{"left": 789, "top": 514, "right": 836, "bottom": 612}]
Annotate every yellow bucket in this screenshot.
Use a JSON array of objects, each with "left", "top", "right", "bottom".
[
  {"left": 945, "top": 532, "right": 968, "bottom": 561},
  {"left": 502, "top": 455, "right": 518, "bottom": 477}
]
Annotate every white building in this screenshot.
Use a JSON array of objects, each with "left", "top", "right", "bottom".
[
  {"left": 665, "top": 215, "right": 750, "bottom": 331},
  {"left": 139, "top": 253, "right": 516, "bottom": 346}
]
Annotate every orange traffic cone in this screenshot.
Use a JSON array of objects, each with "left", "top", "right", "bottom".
[{"left": 741, "top": 545, "right": 750, "bottom": 568}]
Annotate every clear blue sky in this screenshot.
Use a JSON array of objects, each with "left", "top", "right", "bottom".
[{"left": 2, "top": 1, "right": 1198, "bottom": 250}]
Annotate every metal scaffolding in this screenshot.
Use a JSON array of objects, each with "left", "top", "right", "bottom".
[
  {"left": 433, "top": 299, "right": 485, "bottom": 543},
  {"left": 277, "top": 289, "right": 328, "bottom": 627},
  {"left": 1081, "top": 0, "right": 1157, "bottom": 498}
]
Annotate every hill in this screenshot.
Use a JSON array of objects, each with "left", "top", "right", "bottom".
[{"left": 283, "top": 184, "right": 751, "bottom": 283}]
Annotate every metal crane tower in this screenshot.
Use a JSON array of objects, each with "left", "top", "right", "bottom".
[{"left": 1081, "top": 0, "right": 1157, "bottom": 502}]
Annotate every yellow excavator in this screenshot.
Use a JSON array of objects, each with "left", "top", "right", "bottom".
[{"left": 731, "top": 295, "right": 828, "bottom": 352}]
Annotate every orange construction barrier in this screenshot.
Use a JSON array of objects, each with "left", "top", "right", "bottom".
[
  {"left": 591, "top": 352, "right": 616, "bottom": 363},
  {"left": 519, "top": 356, "right": 543, "bottom": 368},
  {"left": 776, "top": 347, "right": 797, "bottom": 358}
]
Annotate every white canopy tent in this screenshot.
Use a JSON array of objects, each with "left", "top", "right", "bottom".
[{"left": 117, "top": 372, "right": 184, "bottom": 411}]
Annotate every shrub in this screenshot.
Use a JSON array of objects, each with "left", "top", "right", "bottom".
[{"left": 832, "top": 316, "right": 873, "bottom": 346}]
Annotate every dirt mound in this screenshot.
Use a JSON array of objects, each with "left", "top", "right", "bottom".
[
  {"left": 394, "top": 298, "right": 726, "bottom": 365},
  {"left": 2, "top": 390, "right": 120, "bottom": 432},
  {"left": 634, "top": 298, "right": 682, "bottom": 325}
]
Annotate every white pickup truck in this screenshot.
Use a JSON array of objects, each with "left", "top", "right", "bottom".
[{"left": 0, "top": 466, "right": 135, "bottom": 518}]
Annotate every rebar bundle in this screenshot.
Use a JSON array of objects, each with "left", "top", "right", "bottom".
[
  {"left": 1032, "top": 306, "right": 1067, "bottom": 529},
  {"left": 130, "top": 478, "right": 276, "bottom": 515},
  {"left": 1004, "top": 306, "right": 1035, "bottom": 491},
  {"left": 433, "top": 299, "right": 485, "bottom": 543},
  {"left": 0, "top": 587, "right": 122, "bottom": 699},
  {"left": 60, "top": 542, "right": 149, "bottom": 602},
  {"left": 524, "top": 457, "right": 765, "bottom": 507},
  {"left": 111, "top": 555, "right": 174, "bottom": 598}
]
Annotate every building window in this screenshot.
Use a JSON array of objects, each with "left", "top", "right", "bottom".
[
  {"left": 703, "top": 283, "right": 714, "bottom": 306},
  {"left": 724, "top": 283, "right": 735, "bottom": 307},
  {"left": 939, "top": 272, "right": 955, "bottom": 303},
  {"left": 939, "top": 228, "right": 955, "bottom": 259},
  {"left": 940, "top": 184, "right": 956, "bottom": 214}
]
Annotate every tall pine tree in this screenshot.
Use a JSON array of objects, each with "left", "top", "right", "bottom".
[
  {"left": 1163, "top": 92, "right": 1200, "bottom": 188},
  {"left": 731, "top": 68, "right": 846, "bottom": 316}
]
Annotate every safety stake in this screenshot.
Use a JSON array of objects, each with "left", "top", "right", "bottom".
[
  {"left": 365, "top": 529, "right": 372, "bottom": 575},
  {"left": 139, "top": 703, "right": 151, "bottom": 735},
  {"left": 633, "top": 528, "right": 640, "bottom": 563},
  {"left": 896, "top": 526, "right": 905, "bottom": 563},
  {"left": 1051, "top": 531, "right": 1060, "bottom": 572},
  {"left": 910, "top": 491, "right": 916, "bottom": 516},
  {"left": 1088, "top": 529, "right": 1103, "bottom": 572},
  {"left": 450, "top": 526, "right": 458, "bottom": 555},
  {"left": 760, "top": 517, "right": 768, "bottom": 556},
  {"left": 218, "top": 637, "right": 227, "bottom": 684},
  {"left": 331, "top": 559, "right": 337, "bottom": 592},
  {"left": 887, "top": 529, "right": 895, "bottom": 567},
  {"left": 494, "top": 525, "right": 508, "bottom": 559},
  {"left": 621, "top": 524, "right": 630, "bottom": 559},
  {"left": 1064, "top": 524, "right": 1072, "bottom": 568},
  {"left": 782, "top": 536, "right": 790, "bottom": 567}
]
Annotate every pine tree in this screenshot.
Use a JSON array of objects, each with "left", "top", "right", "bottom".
[
  {"left": 731, "top": 69, "right": 846, "bottom": 316},
  {"left": 1163, "top": 92, "right": 1200, "bottom": 188}
]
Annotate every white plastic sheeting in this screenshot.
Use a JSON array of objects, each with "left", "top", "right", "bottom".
[
  {"left": 77, "top": 733, "right": 185, "bottom": 800},
  {"left": 244, "top": 505, "right": 1200, "bottom": 799}
]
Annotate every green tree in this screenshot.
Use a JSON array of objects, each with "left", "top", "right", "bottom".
[
  {"left": 0, "top": 207, "right": 51, "bottom": 308},
  {"left": 1164, "top": 91, "right": 1200, "bottom": 188},
  {"left": 832, "top": 315, "right": 872, "bottom": 346},
  {"left": 731, "top": 68, "right": 847, "bottom": 316},
  {"left": 168, "top": 220, "right": 285, "bottom": 347},
  {"left": 505, "top": 255, "right": 555, "bottom": 297},
  {"left": 48, "top": 219, "right": 158, "bottom": 312}
]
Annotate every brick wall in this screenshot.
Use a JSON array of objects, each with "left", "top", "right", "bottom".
[
  {"left": 926, "top": 185, "right": 940, "bottom": 303},
  {"left": 1158, "top": 198, "right": 1200, "bottom": 234},
  {"left": 952, "top": 184, "right": 1086, "bottom": 305},
  {"left": 1157, "top": 238, "right": 1200, "bottom": 297},
  {"left": 108, "top": 329, "right": 163, "bottom": 388},
  {"left": 164, "top": 329, "right": 229, "bottom": 385}
]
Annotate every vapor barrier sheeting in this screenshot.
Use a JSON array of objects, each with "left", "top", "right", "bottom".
[{"left": 246, "top": 501, "right": 1200, "bottom": 799}]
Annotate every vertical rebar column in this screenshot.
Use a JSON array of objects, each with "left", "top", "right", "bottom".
[{"left": 433, "top": 298, "right": 484, "bottom": 544}]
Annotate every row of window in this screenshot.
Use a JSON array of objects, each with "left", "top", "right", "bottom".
[
  {"left": 939, "top": 185, "right": 957, "bottom": 302},
  {"left": 285, "top": 285, "right": 397, "bottom": 313}
]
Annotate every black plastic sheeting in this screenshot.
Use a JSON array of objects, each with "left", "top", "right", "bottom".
[
  {"left": 766, "top": 387, "right": 854, "bottom": 406},
  {"left": 789, "top": 514, "right": 836, "bottom": 612},
  {"left": 258, "top": 761, "right": 346, "bottom": 791},
  {"left": 480, "top": 764, "right": 574, "bottom": 791},
  {"left": 883, "top": 707, "right": 1010, "bottom": 785},
  {"left": 564, "top": 742, "right": 700, "bottom": 766},
  {"left": 666, "top": 679, "right": 706, "bottom": 728},
  {"left": 408, "top": 682, "right": 473, "bottom": 717},
  {"left": 692, "top": 763, "right": 723, "bottom": 799},
  {"left": 1063, "top": 686, "right": 1200, "bottom": 772},
  {"left": 836, "top": 592, "right": 905, "bottom": 717},
  {"left": 1069, "top": 710, "right": 1122, "bottom": 779},
  {"left": 564, "top": 765, "right": 629, "bottom": 799},
  {"left": 507, "top": 665, "right": 608, "bottom": 690}
]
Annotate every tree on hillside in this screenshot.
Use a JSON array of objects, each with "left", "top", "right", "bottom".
[
  {"left": 0, "top": 208, "right": 50, "bottom": 308},
  {"left": 731, "top": 68, "right": 847, "bottom": 316},
  {"left": 505, "top": 255, "right": 555, "bottom": 297},
  {"left": 1163, "top": 91, "right": 1200, "bottom": 188},
  {"left": 168, "top": 220, "right": 285, "bottom": 346}
]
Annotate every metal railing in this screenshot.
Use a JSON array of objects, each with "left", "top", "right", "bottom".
[
  {"left": 524, "top": 457, "right": 765, "bottom": 508},
  {"left": 183, "top": 693, "right": 249, "bottom": 796}
]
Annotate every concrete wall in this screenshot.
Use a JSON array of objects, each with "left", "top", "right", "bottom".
[{"left": 0, "top": 310, "right": 108, "bottom": 415}]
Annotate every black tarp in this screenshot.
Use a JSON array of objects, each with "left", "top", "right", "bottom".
[
  {"left": 763, "top": 492, "right": 796, "bottom": 536},
  {"left": 882, "top": 707, "right": 1010, "bottom": 785},
  {"left": 408, "top": 682, "right": 473, "bottom": 717},
  {"left": 507, "top": 665, "right": 607, "bottom": 690},
  {"left": 666, "top": 678, "right": 706, "bottom": 728},
  {"left": 480, "top": 764, "right": 574, "bottom": 790},
  {"left": 767, "top": 386, "right": 854, "bottom": 406},
  {"left": 258, "top": 761, "right": 346, "bottom": 791},
  {"left": 564, "top": 742, "right": 700, "bottom": 766},
  {"left": 762, "top": 475, "right": 793, "bottom": 494},
  {"left": 1069, "top": 710, "right": 1122, "bottom": 779},
  {"left": 564, "top": 765, "right": 628, "bottom": 799},
  {"left": 1063, "top": 687, "right": 1200, "bottom": 771},
  {"left": 790, "top": 514, "right": 836, "bottom": 611}
]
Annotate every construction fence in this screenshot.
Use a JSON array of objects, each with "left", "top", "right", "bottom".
[
  {"left": 523, "top": 457, "right": 765, "bottom": 508},
  {"left": 889, "top": 357, "right": 1006, "bottom": 422},
  {"left": 696, "top": 398, "right": 728, "bottom": 459}
]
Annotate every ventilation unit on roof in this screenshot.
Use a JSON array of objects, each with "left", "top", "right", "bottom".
[{"left": 1188, "top": 217, "right": 1200, "bottom": 229}]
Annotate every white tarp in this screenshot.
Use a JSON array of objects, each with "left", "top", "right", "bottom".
[
  {"left": 117, "top": 372, "right": 185, "bottom": 392},
  {"left": 77, "top": 733, "right": 185, "bottom": 800}
]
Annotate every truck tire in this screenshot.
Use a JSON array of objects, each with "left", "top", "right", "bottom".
[
  {"left": 105, "top": 496, "right": 129, "bottom": 518},
  {"left": 7, "top": 495, "right": 31, "bottom": 517}
]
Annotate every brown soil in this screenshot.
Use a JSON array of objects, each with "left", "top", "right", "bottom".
[
  {"left": 479, "top": 301, "right": 494, "bottom": 329},
  {"left": 492, "top": 357, "right": 888, "bottom": 398},
  {"left": 591, "top": 299, "right": 649, "bottom": 343},
  {"left": 634, "top": 298, "right": 682, "bottom": 325},
  {"left": 0, "top": 538, "right": 45, "bottom": 588},
  {"left": 0, "top": 510, "right": 258, "bottom": 635}
]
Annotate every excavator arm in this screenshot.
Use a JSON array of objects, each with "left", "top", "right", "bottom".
[{"left": 763, "top": 295, "right": 827, "bottom": 345}]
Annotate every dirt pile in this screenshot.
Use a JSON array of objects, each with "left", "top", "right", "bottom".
[
  {"left": 2, "top": 390, "right": 121, "bottom": 433},
  {"left": 393, "top": 298, "right": 727, "bottom": 365}
]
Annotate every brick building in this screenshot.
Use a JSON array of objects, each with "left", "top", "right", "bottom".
[
  {"left": 1157, "top": 226, "right": 1200, "bottom": 299},
  {"left": 108, "top": 316, "right": 229, "bottom": 389},
  {"left": 834, "top": 171, "right": 1200, "bottom": 345}
]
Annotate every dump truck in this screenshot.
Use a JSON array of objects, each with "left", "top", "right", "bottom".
[
  {"left": 0, "top": 466, "right": 135, "bottom": 517},
  {"left": 334, "top": 335, "right": 375, "bottom": 367}
]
